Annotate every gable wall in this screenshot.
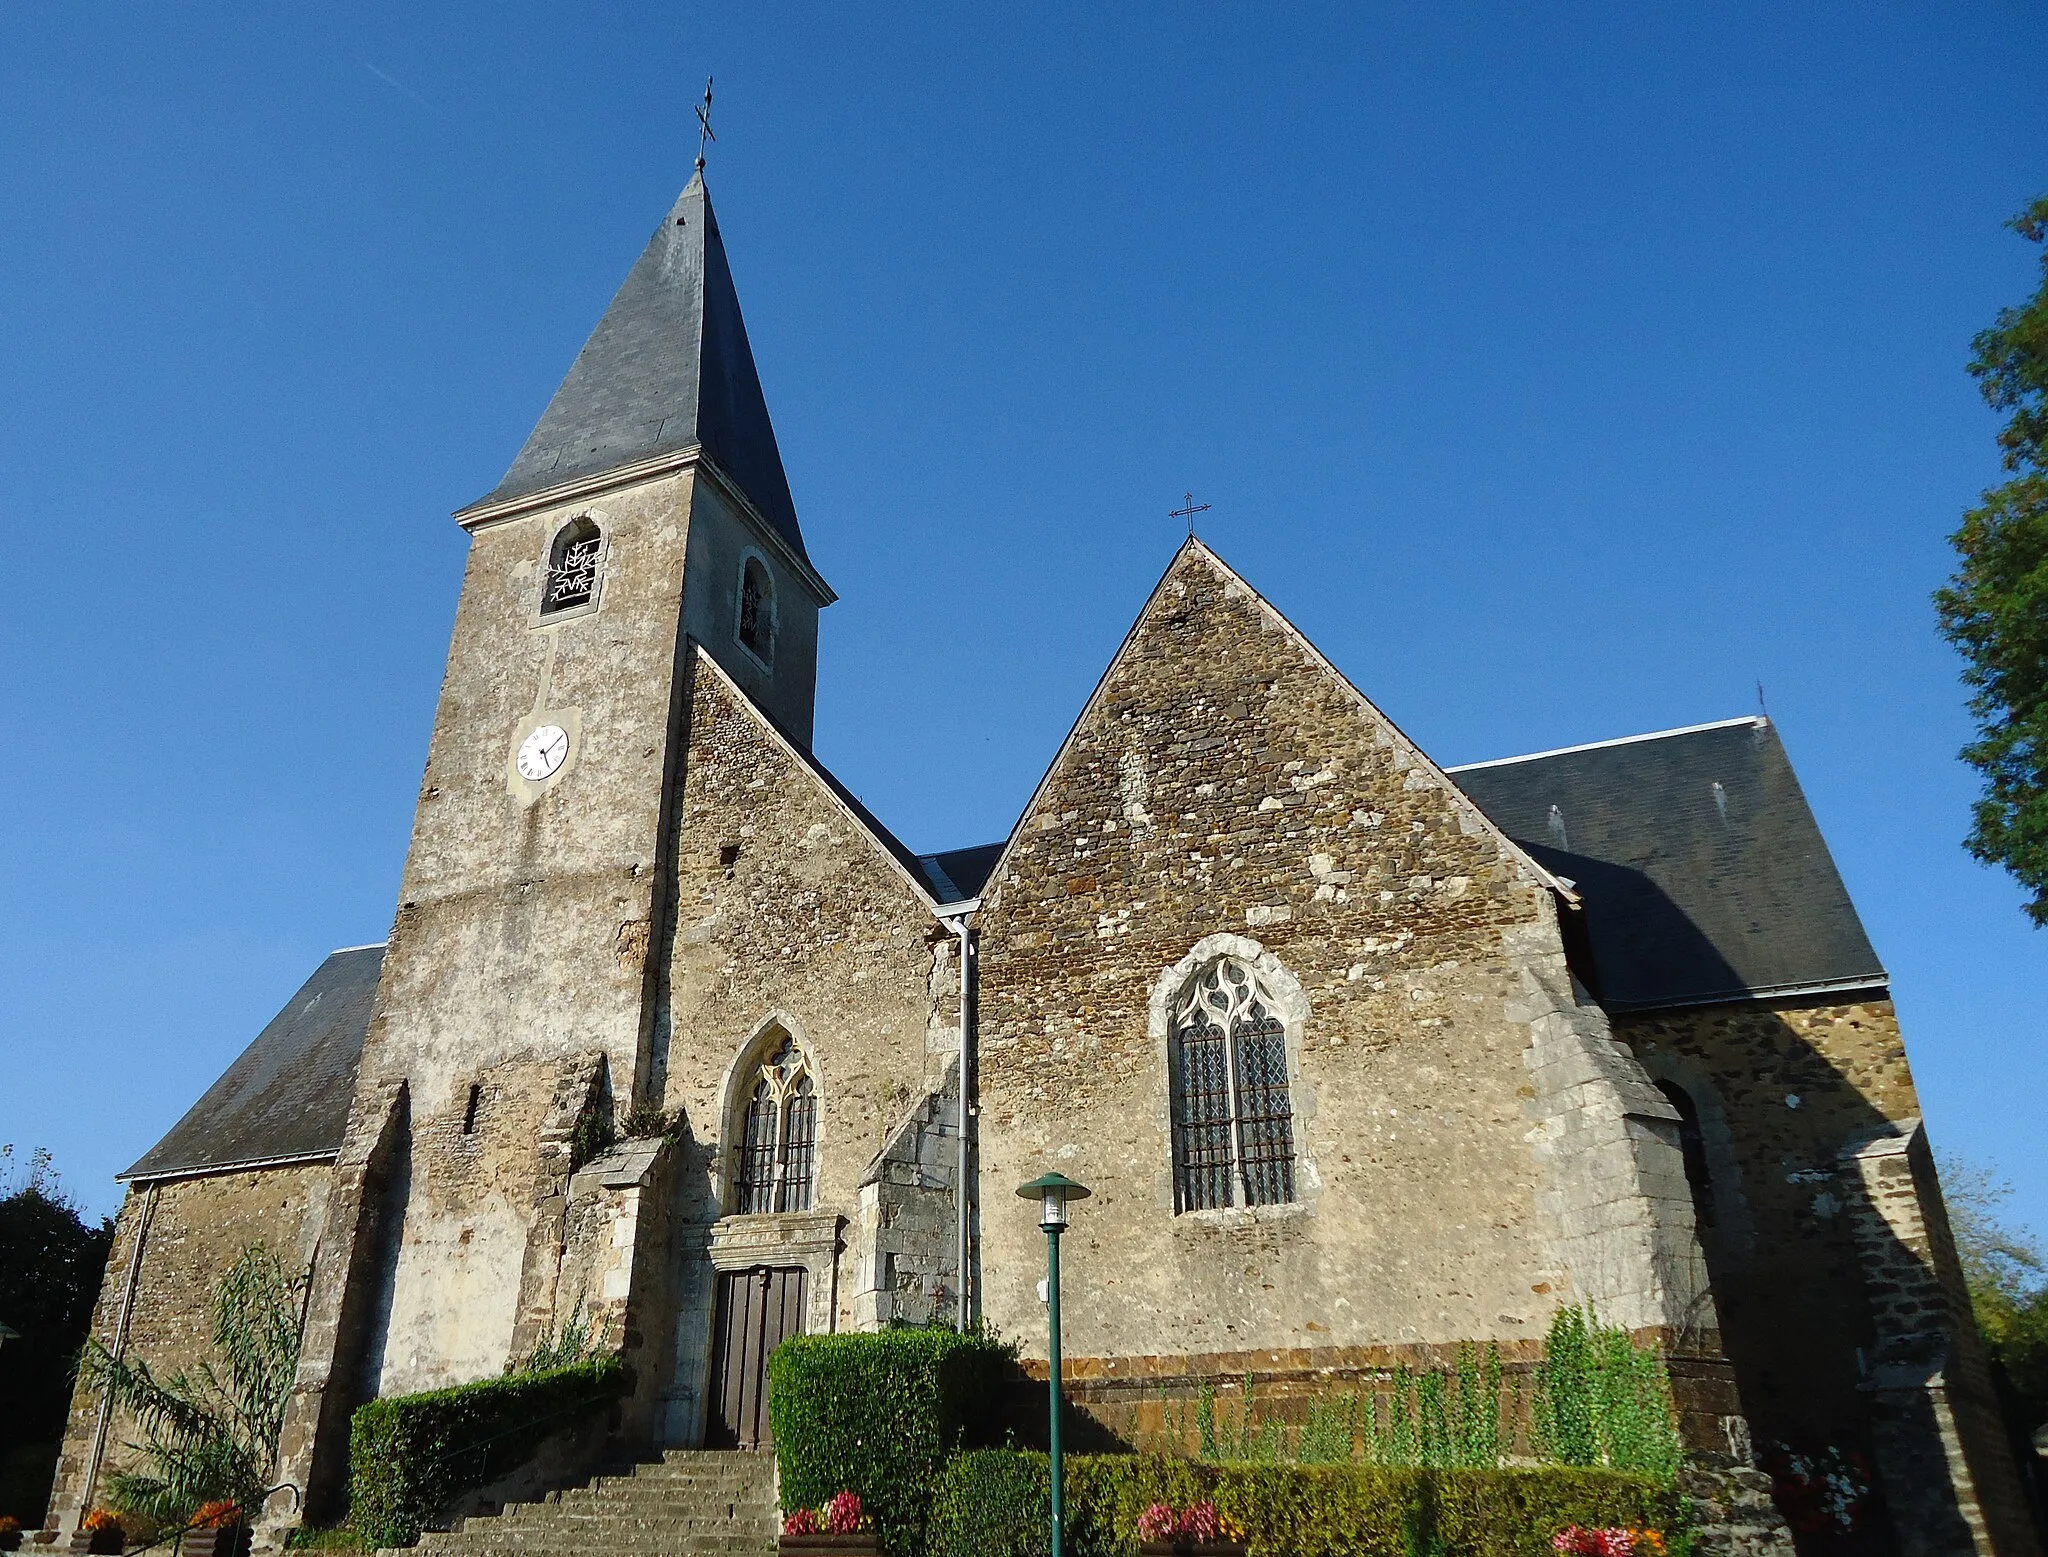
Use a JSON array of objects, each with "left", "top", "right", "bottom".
[
  {"left": 650, "top": 655, "right": 952, "bottom": 1439},
  {"left": 973, "top": 547, "right": 1699, "bottom": 1366}
]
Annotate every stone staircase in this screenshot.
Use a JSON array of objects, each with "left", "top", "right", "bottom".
[{"left": 404, "top": 1449, "right": 778, "bottom": 1557}]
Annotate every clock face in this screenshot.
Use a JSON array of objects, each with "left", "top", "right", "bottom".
[{"left": 516, "top": 724, "right": 570, "bottom": 782}]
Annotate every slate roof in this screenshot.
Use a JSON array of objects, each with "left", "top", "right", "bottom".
[
  {"left": 1449, "top": 717, "right": 1885, "bottom": 1011},
  {"left": 462, "top": 174, "right": 806, "bottom": 560},
  {"left": 916, "top": 844, "right": 1004, "bottom": 905},
  {"left": 124, "top": 945, "right": 383, "bottom": 1181}
]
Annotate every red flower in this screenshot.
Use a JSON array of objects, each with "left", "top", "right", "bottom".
[
  {"left": 782, "top": 1509, "right": 821, "bottom": 1536},
  {"left": 823, "top": 1492, "right": 865, "bottom": 1535}
]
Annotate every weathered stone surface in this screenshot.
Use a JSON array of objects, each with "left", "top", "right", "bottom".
[
  {"left": 973, "top": 544, "right": 1700, "bottom": 1367},
  {"left": 48, "top": 1166, "right": 331, "bottom": 1532},
  {"left": 649, "top": 650, "right": 957, "bottom": 1440}
]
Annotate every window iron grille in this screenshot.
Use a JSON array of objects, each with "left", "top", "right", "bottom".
[
  {"left": 544, "top": 526, "right": 601, "bottom": 614},
  {"left": 731, "top": 1033, "right": 816, "bottom": 1214},
  {"left": 1170, "top": 958, "right": 1297, "bottom": 1212}
]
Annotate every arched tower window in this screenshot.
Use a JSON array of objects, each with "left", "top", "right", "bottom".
[
  {"left": 1170, "top": 957, "right": 1296, "bottom": 1212},
  {"left": 1656, "top": 1080, "right": 1716, "bottom": 1229},
  {"left": 543, "top": 517, "right": 602, "bottom": 615},
  {"left": 737, "top": 556, "right": 774, "bottom": 664},
  {"left": 732, "top": 1033, "right": 815, "bottom": 1213}
]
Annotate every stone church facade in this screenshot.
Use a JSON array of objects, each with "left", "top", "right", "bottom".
[{"left": 49, "top": 173, "right": 2039, "bottom": 1557}]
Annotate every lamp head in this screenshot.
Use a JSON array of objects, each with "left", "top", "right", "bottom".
[{"left": 1016, "top": 1170, "right": 1091, "bottom": 1229}]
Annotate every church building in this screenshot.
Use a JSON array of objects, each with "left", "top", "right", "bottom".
[{"left": 51, "top": 171, "right": 2039, "bottom": 1557}]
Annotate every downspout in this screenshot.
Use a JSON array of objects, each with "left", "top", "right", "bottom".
[
  {"left": 937, "top": 899, "right": 980, "bottom": 1329},
  {"left": 80, "top": 1181, "right": 159, "bottom": 1525}
]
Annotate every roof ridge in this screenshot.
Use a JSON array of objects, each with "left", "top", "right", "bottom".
[{"left": 1447, "top": 716, "right": 1768, "bottom": 773}]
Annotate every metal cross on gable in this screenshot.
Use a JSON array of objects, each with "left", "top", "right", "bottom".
[
  {"left": 694, "top": 76, "right": 715, "bottom": 171},
  {"left": 1170, "top": 491, "right": 1211, "bottom": 539}
]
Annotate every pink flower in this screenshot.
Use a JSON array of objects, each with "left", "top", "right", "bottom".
[
  {"left": 783, "top": 1509, "right": 821, "bottom": 1537},
  {"left": 1137, "top": 1504, "right": 1179, "bottom": 1543},
  {"left": 824, "top": 1492, "right": 865, "bottom": 1535},
  {"left": 1179, "top": 1503, "right": 1223, "bottom": 1543}
]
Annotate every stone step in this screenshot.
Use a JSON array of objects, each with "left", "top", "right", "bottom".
[
  {"left": 492, "top": 1512, "right": 767, "bottom": 1532},
  {"left": 593, "top": 1475, "right": 782, "bottom": 1499},
  {"left": 404, "top": 1447, "right": 776, "bottom": 1557},
  {"left": 543, "top": 1485, "right": 774, "bottom": 1505},
  {"left": 523, "top": 1497, "right": 773, "bottom": 1519}
]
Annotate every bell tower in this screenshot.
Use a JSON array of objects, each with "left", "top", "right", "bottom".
[{"left": 277, "top": 171, "right": 832, "bottom": 1511}]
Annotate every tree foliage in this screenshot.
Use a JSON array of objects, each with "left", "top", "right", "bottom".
[
  {"left": 77, "top": 1244, "right": 303, "bottom": 1529},
  {"left": 1937, "top": 194, "right": 2048, "bottom": 923},
  {"left": 0, "top": 1147, "right": 115, "bottom": 1522},
  {"left": 1938, "top": 1154, "right": 2048, "bottom": 1440}
]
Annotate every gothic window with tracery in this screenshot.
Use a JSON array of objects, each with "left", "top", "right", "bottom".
[
  {"left": 543, "top": 518, "right": 602, "bottom": 615},
  {"left": 732, "top": 1034, "right": 816, "bottom": 1213},
  {"left": 738, "top": 556, "right": 773, "bottom": 663},
  {"left": 1169, "top": 957, "right": 1296, "bottom": 1212}
]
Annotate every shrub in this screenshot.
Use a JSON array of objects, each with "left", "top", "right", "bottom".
[
  {"left": 347, "top": 1356, "right": 624, "bottom": 1548},
  {"left": 1433, "top": 1469, "right": 1683, "bottom": 1557},
  {"left": 1532, "top": 1308, "right": 1682, "bottom": 1480},
  {"left": 927, "top": 1452, "right": 1681, "bottom": 1557},
  {"left": 769, "top": 1329, "right": 1016, "bottom": 1556}
]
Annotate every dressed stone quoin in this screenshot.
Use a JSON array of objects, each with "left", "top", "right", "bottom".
[{"left": 49, "top": 170, "right": 2040, "bottom": 1557}]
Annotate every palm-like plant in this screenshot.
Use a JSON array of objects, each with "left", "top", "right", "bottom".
[{"left": 79, "top": 1244, "right": 303, "bottom": 1528}]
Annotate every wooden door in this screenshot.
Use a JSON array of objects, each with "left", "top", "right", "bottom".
[{"left": 706, "top": 1265, "right": 807, "bottom": 1449}]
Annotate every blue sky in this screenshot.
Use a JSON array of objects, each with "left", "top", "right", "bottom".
[{"left": 2, "top": 3, "right": 2044, "bottom": 1230}]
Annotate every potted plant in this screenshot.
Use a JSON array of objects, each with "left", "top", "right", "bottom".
[
  {"left": 179, "top": 1504, "right": 248, "bottom": 1557},
  {"left": 0, "top": 1516, "right": 24, "bottom": 1552},
  {"left": 1136, "top": 1501, "right": 1248, "bottom": 1557},
  {"left": 779, "top": 1492, "right": 880, "bottom": 1555},
  {"left": 70, "top": 1512, "right": 122, "bottom": 1556}
]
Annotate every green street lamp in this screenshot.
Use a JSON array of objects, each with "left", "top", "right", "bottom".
[{"left": 1017, "top": 1171, "right": 1091, "bottom": 1557}]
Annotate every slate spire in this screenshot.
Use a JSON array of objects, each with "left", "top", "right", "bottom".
[{"left": 467, "top": 173, "right": 806, "bottom": 558}]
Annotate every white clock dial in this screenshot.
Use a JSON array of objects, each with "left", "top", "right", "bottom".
[{"left": 516, "top": 724, "right": 570, "bottom": 782}]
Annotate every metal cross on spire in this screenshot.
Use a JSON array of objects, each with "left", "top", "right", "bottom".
[
  {"left": 1170, "top": 492, "right": 1211, "bottom": 539},
  {"left": 694, "top": 76, "right": 716, "bottom": 171}
]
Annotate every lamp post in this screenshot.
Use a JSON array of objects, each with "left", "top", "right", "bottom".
[{"left": 1017, "top": 1172, "right": 1090, "bottom": 1557}]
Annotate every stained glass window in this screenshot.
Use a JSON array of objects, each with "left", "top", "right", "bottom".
[{"left": 1169, "top": 957, "right": 1298, "bottom": 1212}]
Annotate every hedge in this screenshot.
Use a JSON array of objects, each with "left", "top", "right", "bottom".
[
  {"left": 927, "top": 1451, "right": 1685, "bottom": 1557},
  {"left": 347, "top": 1356, "right": 625, "bottom": 1548},
  {"left": 768, "top": 1329, "right": 1015, "bottom": 1555}
]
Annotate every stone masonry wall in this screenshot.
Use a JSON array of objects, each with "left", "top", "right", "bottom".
[
  {"left": 49, "top": 1165, "right": 331, "bottom": 1532},
  {"left": 1615, "top": 997, "right": 1924, "bottom": 1450},
  {"left": 1616, "top": 996, "right": 2041, "bottom": 1557},
  {"left": 650, "top": 650, "right": 950, "bottom": 1440},
  {"left": 973, "top": 542, "right": 1703, "bottom": 1372}
]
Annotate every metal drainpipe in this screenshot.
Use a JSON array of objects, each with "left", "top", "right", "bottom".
[
  {"left": 80, "top": 1181, "right": 158, "bottom": 1525},
  {"left": 938, "top": 902, "right": 979, "bottom": 1329},
  {"left": 955, "top": 917, "right": 974, "bottom": 1328}
]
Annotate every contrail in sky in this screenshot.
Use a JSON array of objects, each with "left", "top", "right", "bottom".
[{"left": 361, "top": 60, "right": 438, "bottom": 115}]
